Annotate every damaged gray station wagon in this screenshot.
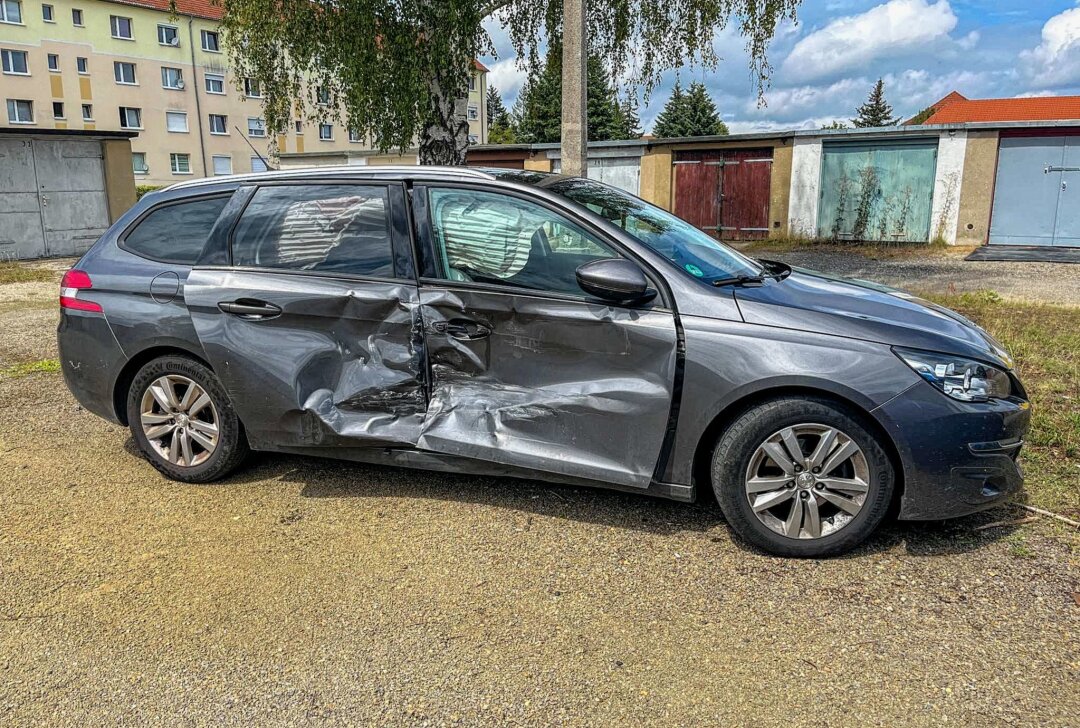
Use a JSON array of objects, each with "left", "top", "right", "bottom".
[{"left": 58, "top": 167, "right": 1030, "bottom": 556}]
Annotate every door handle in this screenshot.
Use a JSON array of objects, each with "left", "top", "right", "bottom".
[
  {"left": 431, "top": 319, "right": 492, "bottom": 340},
  {"left": 218, "top": 299, "right": 282, "bottom": 319}
]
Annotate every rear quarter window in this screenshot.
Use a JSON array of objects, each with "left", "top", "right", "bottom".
[{"left": 122, "top": 196, "right": 231, "bottom": 264}]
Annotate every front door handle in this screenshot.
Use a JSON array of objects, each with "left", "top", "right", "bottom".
[
  {"left": 431, "top": 319, "right": 492, "bottom": 340},
  {"left": 218, "top": 299, "right": 282, "bottom": 319}
]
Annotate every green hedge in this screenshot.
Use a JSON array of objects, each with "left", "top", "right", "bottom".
[{"left": 136, "top": 184, "right": 165, "bottom": 200}]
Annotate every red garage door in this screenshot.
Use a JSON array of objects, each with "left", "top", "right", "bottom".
[{"left": 673, "top": 148, "right": 773, "bottom": 241}]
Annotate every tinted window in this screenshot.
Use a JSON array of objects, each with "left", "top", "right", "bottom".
[
  {"left": 123, "top": 196, "right": 230, "bottom": 264},
  {"left": 231, "top": 185, "right": 394, "bottom": 277},
  {"left": 427, "top": 187, "right": 619, "bottom": 294}
]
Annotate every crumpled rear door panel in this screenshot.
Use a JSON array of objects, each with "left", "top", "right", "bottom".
[{"left": 416, "top": 287, "right": 678, "bottom": 489}]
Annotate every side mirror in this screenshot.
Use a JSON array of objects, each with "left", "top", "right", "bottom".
[{"left": 575, "top": 258, "right": 656, "bottom": 304}]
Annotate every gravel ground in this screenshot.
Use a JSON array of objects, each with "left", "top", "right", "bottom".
[
  {"left": 735, "top": 246, "right": 1080, "bottom": 305},
  {"left": 2, "top": 264, "right": 1079, "bottom": 726}
]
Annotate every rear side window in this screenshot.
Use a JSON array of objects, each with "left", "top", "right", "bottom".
[
  {"left": 231, "top": 184, "right": 393, "bottom": 277},
  {"left": 123, "top": 196, "right": 230, "bottom": 264}
]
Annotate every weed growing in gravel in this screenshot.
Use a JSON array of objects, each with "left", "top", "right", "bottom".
[
  {"left": 0, "top": 264, "right": 57, "bottom": 285},
  {"left": 2, "top": 359, "right": 60, "bottom": 379}
]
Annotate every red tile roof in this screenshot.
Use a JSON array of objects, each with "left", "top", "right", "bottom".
[
  {"left": 919, "top": 91, "right": 1080, "bottom": 124},
  {"left": 104, "top": 0, "right": 223, "bottom": 21}
]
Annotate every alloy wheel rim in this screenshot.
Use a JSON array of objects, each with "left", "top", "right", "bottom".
[
  {"left": 744, "top": 424, "right": 870, "bottom": 540},
  {"left": 139, "top": 375, "right": 219, "bottom": 467}
]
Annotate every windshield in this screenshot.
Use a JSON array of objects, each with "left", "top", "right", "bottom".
[{"left": 496, "top": 174, "right": 763, "bottom": 283}]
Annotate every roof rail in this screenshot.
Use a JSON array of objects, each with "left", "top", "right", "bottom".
[{"left": 165, "top": 164, "right": 496, "bottom": 191}]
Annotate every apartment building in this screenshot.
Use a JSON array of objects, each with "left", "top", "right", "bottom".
[{"left": 0, "top": 0, "right": 488, "bottom": 186}]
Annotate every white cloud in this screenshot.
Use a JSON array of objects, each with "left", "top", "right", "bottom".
[
  {"left": 1020, "top": 3, "right": 1080, "bottom": 88},
  {"left": 957, "top": 30, "right": 980, "bottom": 51},
  {"left": 780, "top": 0, "right": 958, "bottom": 82},
  {"left": 485, "top": 59, "right": 529, "bottom": 103}
]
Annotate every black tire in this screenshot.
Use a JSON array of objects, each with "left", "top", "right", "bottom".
[
  {"left": 126, "top": 355, "right": 249, "bottom": 483},
  {"left": 711, "top": 396, "right": 894, "bottom": 557}
]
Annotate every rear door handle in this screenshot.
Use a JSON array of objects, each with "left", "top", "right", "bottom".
[
  {"left": 431, "top": 319, "right": 492, "bottom": 340},
  {"left": 218, "top": 299, "right": 282, "bottom": 319}
]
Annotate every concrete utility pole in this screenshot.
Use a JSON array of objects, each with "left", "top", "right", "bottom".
[{"left": 560, "top": 0, "right": 587, "bottom": 177}]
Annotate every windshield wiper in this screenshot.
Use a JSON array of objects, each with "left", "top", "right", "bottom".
[{"left": 712, "top": 274, "right": 766, "bottom": 287}]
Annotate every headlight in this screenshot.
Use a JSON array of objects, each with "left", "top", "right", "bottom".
[{"left": 894, "top": 347, "right": 1011, "bottom": 402}]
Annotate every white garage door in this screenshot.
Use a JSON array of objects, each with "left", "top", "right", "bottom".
[
  {"left": 552, "top": 155, "right": 642, "bottom": 195},
  {"left": 0, "top": 138, "right": 111, "bottom": 260}
]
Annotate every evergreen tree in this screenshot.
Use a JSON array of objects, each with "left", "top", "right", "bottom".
[
  {"left": 852, "top": 79, "right": 898, "bottom": 127},
  {"left": 906, "top": 105, "right": 936, "bottom": 125},
  {"left": 652, "top": 81, "right": 727, "bottom": 137},
  {"left": 612, "top": 94, "right": 642, "bottom": 139},
  {"left": 821, "top": 120, "right": 849, "bottom": 129},
  {"left": 486, "top": 85, "right": 516, "bottom": 144}
]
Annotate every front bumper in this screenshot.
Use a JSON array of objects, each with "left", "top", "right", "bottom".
[{"left": 873, "top": 380, "right": 1030, "bottom": 520}]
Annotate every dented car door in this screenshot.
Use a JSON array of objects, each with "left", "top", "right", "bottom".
[
  {"left": 185, "top": 182, "right": 426, "bottom": 450},
  {"left": 413, "top": 185, "right": 678, "bottom": 489}
]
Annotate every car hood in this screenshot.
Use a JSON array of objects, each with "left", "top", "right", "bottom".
[{"left": 733, "top": 267, "right": 1013, "bottom": 368}]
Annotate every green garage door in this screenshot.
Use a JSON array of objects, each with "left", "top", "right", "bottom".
[{"left": 818, "top": 140, "right": 938, "bottom": 243}]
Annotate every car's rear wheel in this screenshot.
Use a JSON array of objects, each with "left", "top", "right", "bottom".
[
  {"left": 712, "top": 397, "right": 894, "bottom": 557},
  {"left": 127, "top": 355, "right": 248, "bottom": 483}
]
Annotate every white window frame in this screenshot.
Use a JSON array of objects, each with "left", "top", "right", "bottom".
[
  {"left": 318, "top": 123, "right": 333, "bottom": 141},
  {"left": 208, "top": 113, "right": 228, "bottom": 135},
  {"left": 247, "top": 117, "right": 265, "bottom": 138},
  {"left": 81, "top": 103, "right": 92, "bottom": 121},
  {"left": 71, "top": 7, "right": 82, "bottom": 26},
  {"left": 161, "top": 66, "right": 183, "bottom": 90},
  {"left": 76, "top": 56, "right": 88, "bottom": 74},
  {"left": 132, "top": 151, "right": 149, "bottom": 175},
  {"left": 110, "top": 15, "right": 133, "bottom": 40},
  {"left": 157, "top": 24, "right": 179, "bottom": 47},
  {"left": 316, "top": 87, "right": 330, "bottom": 106},
  {"left": 47, "top": 53, "right": 59, "bottom": 72},
  {"left": 468, "top": 133, "right": 479, "bottom": 144},
  {"left": 468, "top": 75, "right": 476, "bottom": 92},
  {"left": 170, "top": 153, "right": 192, "bottom": 175},
  {"left": 1, "top": 48, "right": 29, "bottom": 75},
  {"left": 294, "top": 120, "right": 303, "bottom": 135},
  {"left": 0, "top": 0, "right": 22, "bottom": 24},
  {"left": 348, "top": 129, "right": 361, "bottom": 143},
  {"left": 165, "top": 110, "right": 188, "bottom": 133},
  {"left": 42, "top": 3, "right": 53, "bottom": 22},
  {"left": 119, "top": 106, "right": 142, "bottom": 130},
  {"left": 212, "top": 155, "right": 232, "bottom": 176},
  {"left": 52, "top": 101, "right": 64, "bottom": 119},
  {"left": 467, "top": 104, "right": 479, "bottom": 121},
  {"left": 113, "top": 61, "right": 137, "bottom": 85},
  {"left": 6, "top": 99, "right": 33, "bottom": 124},
  {"left": 201, "top": 30, "right": 220, "bottom": 53},
  {"left": 204, "top": 72, "right": 224, "bottom": 94},
  {"left": 243, "top": 78, "right": 261, "bottom": 98}
]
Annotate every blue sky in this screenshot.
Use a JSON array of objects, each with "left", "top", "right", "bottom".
[{"left": 480, "top": 1, "right": 1080, "bottom": 132}]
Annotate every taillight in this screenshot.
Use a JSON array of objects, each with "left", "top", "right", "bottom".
[{"left": 60, "top": 269, "right": 103, "bottom": 313}]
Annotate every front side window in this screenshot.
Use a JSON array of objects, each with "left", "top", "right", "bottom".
[
  {"left": 165, "top": 110, "right": 187, "bottom": 133},
  {"left": 0, "top": 0, "right": 22, "bottom": 23},
  {"left": 1, "top": 48, "right": 28, "bottom": 74},
  {"left": 247, "top": 117, "right": 265, "bottom": 137},
  {"left": 161, "top": 66, "right": 183, "bottom": 89},
  {"left": 119, "top": 106, "right": 141, "bottom": 129},
  {"left": 6, "top": 98, "right": 33, "bottom": 123},
  {"left": 208, "top": 113, "right": 227, "bottom": 134},
  {"left": 231, "top": 184, "right": 394, "bottom": 277},
  {"left": 124, "top": 196, "right": 230, "bottom": 263},
  {"left": 204, "top": 73, "right": 224, "bottom": 94},
  {"left": 170, "top": 153, "right": 191, "bottom": 174},
  {"left": 131, "top": 151, "right": 148, "bottom": 174},
  {"left": 201, "top": 30, "right": 219, "bottom": 52},
  {"left": 110, "top": 15, "right": 133, "bottom": 39},
  {"left": 158, "top": 24, "right": 178, "bottom": 46},
  {"left": 427, "top": 187, "right": 619, "bottom": 294},
  {"left": 113, "top": 61, "right": 136, "bottom": 84}
]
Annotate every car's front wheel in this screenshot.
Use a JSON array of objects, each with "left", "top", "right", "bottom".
[
  {"left": 127, "top": 355, "right": 248, "bottom": 483},
  {"left": 712, "top": 396, "right": 894, "bottom": 557}
]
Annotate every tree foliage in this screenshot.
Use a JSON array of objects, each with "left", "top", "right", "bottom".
[
  {"left": 215, "top": 0, "right": 801, "bottom": 163},
  {"left": 486, "top": 85, "right": 517, "bottom": 143},
  {"left": 852, "top": 79, "right": 898, "bottom": 128},
  {"left": 821, "top": 120, "right": 849, "bottom": 129},
  {"left": 906, "top": 105, "right": 936, "bottom": 125},
  {"left": 652, "top": 81, "right": 729, "bottom": 138}
]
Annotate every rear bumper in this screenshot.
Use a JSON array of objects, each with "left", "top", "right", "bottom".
[
  {"left": 873, "top": 381, "right": 1030, "bottom": 520},
  {"left": 57, "top": 311, "right": 126, "bottom": 424}
]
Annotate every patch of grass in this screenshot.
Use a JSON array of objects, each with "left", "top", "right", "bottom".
[
  {"left": 1, "top": 358, "right": 60, "bottom": 379},
  {"left": 737, "top": 237, "right": 977, "bottom": 260},
  {"left": 925, "top": 292, "right": 1080, "bottom": 519},
  {"left": 0, "top": 263, "right": 58, "bottom": 285}
]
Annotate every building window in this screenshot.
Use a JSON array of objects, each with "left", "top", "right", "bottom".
[
  {"left": 318, "top": 123, "right": 333, "bottom": 140},
  {"left": 6, "top": 99, "right": 33, "bottom": 123},
  {"left": 76, "top": 56, "right": 88, "bottom": 74},
  {"left": 42, "top": 3, "right": 53, "bottom": 21},
  {"left": 316, "top": 86, "right": 330, "bottom": 106},
  {"left": 71, "top": 7, "right": 82, "bottom": 26},
  {"left": 247, "top": 117, "right": 265, "bottom": 137},
  {"left": 212, "top": 155, "right": 232, "bottom": 175},
  {"left": 158, "top": 24, "right": 179, "bottom": 46},
  {"left": 132, "top": 151, "right": 148, "bottom": 175},
  {"left": 81, "top": 103, "right": 92, "bottom": 121},
  {"left": 348, "top": 128, "right": 361, "bottom": 143},
  {"left": 161, "top": 66, "right": 183, "bottom": 89},
  {"left": 244, "top": 78, "right": 261, "bottom": 98},
  {"left": 208, "top": 114, "right": 227, "bottom": 135},
  {"left": 165, "top": 110, "right": 188, "bottom": 133},
  {"left": 170, "top": 153, "right": 191, "bottom": 174},
  {"left": 0, "top": 0, "right": 22, "bottom": 24},
  {"left": 467, "top": 104, "right": 479, "bottom": 120},
  {"left": 114, "top": 61, "right": 137, "bottom": 85},
  {"left": 251, "top": 156, "right": 268, "bottom": 173},
  {"left": 468, "top": 134, "right": 478, "bottom": 144},
  {"left": 52, "top": 101, "right": 64, "bottom": 119},
  {"left": 201, "top": 30, "right": 220, "bottom": 52},
  {"left": 119, "top": 106, "right": 142, "bottom": 129},
  {"left": 110, "top": 15, "right": 133, "bottom": 40},
  {"left": 294, "top": 120, "right": 303, "bottom": 134},
  {"left": 204, "top": 73, "right": 224, "bottom": 94},
  {"left": 1, "top": 49, "right": 29, "bottom": 75},
  {"left": 468, "top": 75, "right": 476, "bottom": 92},
  {"left": 47, "top": 54, "right": 59, "bottom": 72}
]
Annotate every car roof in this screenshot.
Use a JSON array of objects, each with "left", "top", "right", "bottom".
[{"left": 165, "top": 165, "right": 502, "bottom": 192}]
